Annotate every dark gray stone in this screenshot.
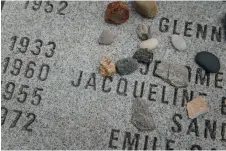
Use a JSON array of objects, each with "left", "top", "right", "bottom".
[
  {"left": 195, "top": 51, "right": 220, "bottom": 73},
  {"left": 131, "top": 98, "right": 156, "bottom": 131},
  {"left": 133, "top": 48, "right": 153, "bottom": 63},
  {"left": 116, "top": 58, "right": 138, "bottom": 75}
]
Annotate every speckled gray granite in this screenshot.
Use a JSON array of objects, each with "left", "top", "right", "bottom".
[{"left": 1, "top": 1, "right": 226, "bottom": 150}]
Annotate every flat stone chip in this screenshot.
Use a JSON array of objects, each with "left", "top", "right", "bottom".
[
  {"left": 131, "top": 98, "right": 156, "bottom": 131},
  {"left": 99, "top": 56, "right": 116, "bottom": 77},
  {"left": 187, "top": 96, "right": 209, "bottom": 119}
]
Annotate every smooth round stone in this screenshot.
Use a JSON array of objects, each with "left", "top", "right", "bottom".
[
  {"left": 195, "top": 51, "right": 220, "bottom": 73},
  {"left": 134, "top": 1, "right": 158, "bottom": 18},
  {"left": 171, "top": 35, "right": 187, "bottom": 51},
  {"left": 116, "top": 58, "right": 138, "bottom": 75},
  {"left": 133, "top": 48, "right": 153, "bottom": 63},
  {"left": 139, "top": 38, "right": 158, "bottom": 52},
  {"left": 98, "top": 30, "right": 115, "bottom": 45}
]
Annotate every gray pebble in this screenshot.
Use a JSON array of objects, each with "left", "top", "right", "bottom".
[
  {"left": 131, "top": 98, "right": 156, "bottom": 131},
  {"left": 133, "top": 48, "right": 153, "bottom": 63},
  {"left": 116, "top": 58, "right": 138, "bottom": 75},
  {"left": 98, "top": 30, "right": 115, "bottom": 45},
  {"left": 136, "top": 24, "right": 149, "bottom": 40}
]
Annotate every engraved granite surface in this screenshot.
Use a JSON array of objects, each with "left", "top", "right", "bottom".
[{"left": 1, "top": 1, "right": 226, "bottom": 150}]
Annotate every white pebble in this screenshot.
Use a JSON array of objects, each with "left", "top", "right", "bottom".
[
  {"left": 139, "top": 38, "right": 158, "bottom": 52},
  {"left": 171, "top": 35, "right": 187, "bottom": 51}
]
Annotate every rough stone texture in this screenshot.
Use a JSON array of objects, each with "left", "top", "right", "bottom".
[
  {"left": 98, "top": 30, "right": 115, "bottom": 45},
  {"left": 104, "top": 1, "right": 129, "bottom": 24},
  {"left": 139, "top": 38, "right": 158, "bottom": 52},
  {"left": 155, "top": 61, "right": 170, "bottom": 80},
  {"left": 168, "top": 64, "right": 189, "bottom": 88},
  {"left": 134, "top": 1, "right": 158, "bottom": 18},
  {"left": 133, "top": 48, "right": 153, "bottom": 63},
  {"left": 1, "top": 1, "right": 226, "bottom": 150},
  {"left": 136, "top": 24, "right": 149, "bottom": 40},
  {"left": 171, "top": 34, "right": 187, "bottom": 51},
  {"left": 195, "top": 51, "right": 221, "bottom": 73},
  {"left": 187, "top": 96, "right": 209, "bottom": 119},
  {"left": 155, "top": 62, "right": 189, "bottom": 88},
  {"left": 131, "top": 98, "right": 156, "bottom": 131},
  {"left": 116, "top": 58, "right": 138, "bottom": 75},
  {"left": 99, "top": 56, "right": 115, "bottom": 77}
]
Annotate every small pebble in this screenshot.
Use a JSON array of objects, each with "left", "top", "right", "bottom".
[
  {"left": 139, "top": 38, "right": 158, "bottom": 52},
  {"left": 104, "top": 1, "right": 129, "bottom": 24},
  {"left": 98, "top": 30, "right": 115, "bottom": 45},
  {"left": 171, "top": 35, "right": 187, "bottom": 51},
  {"left": 99, "top": 56, "right": 116, "bottom": 77},
  {"left": 195, "top": 51, "right": 220, "bottom": 73},
  {"left": 136, "top": 24, "right": 149, "bottom": 40},
  {"left": 134, "top": 1, "right": 158, "bottom": 18},
  {"left": 116, "top": 58, "right": 138, "bottom": 75},
  {"left": 133, "top": 48, "right": 153, "bottom": 63}
]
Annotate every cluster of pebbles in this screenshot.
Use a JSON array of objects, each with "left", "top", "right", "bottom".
[{"left": 98, "top": 1, "right": 221, "bottom": 131}]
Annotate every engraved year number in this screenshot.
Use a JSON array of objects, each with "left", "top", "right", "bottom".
[
  {"left": 2, "top": 57, "right": 50, "bottom": 81},
  {"left": 1, "top": 107, "right": 36, "bottom": 132},
  {"left": 24, "top": 1, "right": 68, "bottom": 15},
  {"left": 2, "top": 81, "right": 43, "bottom": 106},
  {"left": 9, "top": 36, "right": 56, "bottom": 58}
]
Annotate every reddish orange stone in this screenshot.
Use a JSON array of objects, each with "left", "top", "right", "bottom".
[{"left": 104, "top": 1, "right": 130, "bottom": 24}]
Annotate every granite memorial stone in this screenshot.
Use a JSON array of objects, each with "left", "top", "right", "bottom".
[{"left": 1, "top": 1, "right": 226, "bottom": 150}]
